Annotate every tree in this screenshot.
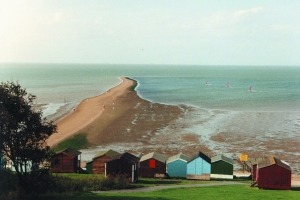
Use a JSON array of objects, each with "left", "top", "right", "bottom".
[{"left": 0, "top": 81, "right": 56, "bottom": 191}]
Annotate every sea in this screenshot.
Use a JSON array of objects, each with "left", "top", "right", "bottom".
[{"left": 1, "top": 63, "right": 300, "bottom": 170}]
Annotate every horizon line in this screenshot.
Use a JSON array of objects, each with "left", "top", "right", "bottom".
[{"left": 1, "top": 62, "right": 300, "bottom": 67}]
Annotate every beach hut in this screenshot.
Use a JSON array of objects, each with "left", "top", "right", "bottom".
[
  {"left": 51, "top": 148, "right": 81, "bottom": 173},
  {"left": 187, "top": 151, "right": 211, "bottom": 180},
  {"left": 166, "top": 153, "right": 189, "bottom": 178},
  {"left": 85, "top": 161, "right": 93, "bottom": 174},
  {"left": 249, "top": 157, "right": 268, "bottom": 181},
  {"left": 139, "top": 152, "right": 166, "bottom": 178},
  {"left": 251, "top": 156, "right": 291, "bottom": 190},
  {"left": 105, "top": 152, "right": 140, "bottom": 182},
  {"left": 0, "top": 152, "right": 6, "bottom": 170},
  {"left": 211, "top": 154, "right": 234, "bottom": 179},
  {"left": 89, "top": 149, "right": 120, "bottom": 174}
]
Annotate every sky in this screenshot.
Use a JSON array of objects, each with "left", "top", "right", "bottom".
[{"left": 0, "top": 0, "right": 300, "bottom": 65}]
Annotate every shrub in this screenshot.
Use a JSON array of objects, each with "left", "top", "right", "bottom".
[
  {"left": 50, "top": 173, "right": 132, "bottom": 192},
  {"left": 0, "top": 170, "right": 19, "bottom": 200}
]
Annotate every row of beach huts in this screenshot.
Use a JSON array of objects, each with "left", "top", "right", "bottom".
[{"left": 49, "top": 148, "right": 292, "bottom": 190}]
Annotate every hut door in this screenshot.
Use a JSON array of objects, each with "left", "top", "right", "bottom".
[{"left": 149, "top": 159, "right": 156, "bottom": 168}]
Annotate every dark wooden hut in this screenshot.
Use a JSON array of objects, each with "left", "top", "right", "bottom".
[
  {"left": 89, "top": 149, "right": 120, "bottom": 174},
  {"left": 139, "top": 152, "right": 166, "bottom": 178},
  {"left": 251, "top": 156, "right": 291, "bottom": 190},
  {"left": 211, "top": 154, "right": 234, "bottom": 179},
  {"left": 106, "top": 152, "right": 140, "bottom": 182},
  {"left": 51, "top": 148, "right": 81, "bottom": 173}
]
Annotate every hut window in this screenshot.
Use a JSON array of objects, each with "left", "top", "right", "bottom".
[{"left": 149, "top": 159, "right": 156, "bottom": 168}]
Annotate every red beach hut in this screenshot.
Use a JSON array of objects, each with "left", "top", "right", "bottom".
[
  {"left": 139, "top": 152, "right": 166, "bottom": 178},
  {"left": 251, "top": 156, "right": 291, "bottom": 190}
]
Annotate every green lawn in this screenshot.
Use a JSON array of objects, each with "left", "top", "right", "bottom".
[{"left": 43, "top": 184, "right": 300, "bottom": 200}]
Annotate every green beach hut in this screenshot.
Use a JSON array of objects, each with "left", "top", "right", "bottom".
[{"left": 211, "top": 154, "right": 234, "bottom": 179}]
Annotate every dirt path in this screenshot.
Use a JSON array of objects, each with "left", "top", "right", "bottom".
[{"left": 93, "top": 181, "right": 245, "bottom": 193}]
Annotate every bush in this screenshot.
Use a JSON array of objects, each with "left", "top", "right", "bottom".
[
  {"left": 0, "top": 170, "right": 19, "bottom": 200},
  {"left": 0, "top": 172, "right": 133, "bottom": 198},
  {"left": 50, "top": 174, "right": 132, "bottom": 192}
]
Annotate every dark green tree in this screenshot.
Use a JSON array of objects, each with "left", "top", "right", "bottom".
[{"left": 0, "top": 81, "right": 56, "bottom": 191}]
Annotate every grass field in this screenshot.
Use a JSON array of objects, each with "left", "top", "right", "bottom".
[{"left": 43, "top": 181, "right": 299, "bottom": 200}]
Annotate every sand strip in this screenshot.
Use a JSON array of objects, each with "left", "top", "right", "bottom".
[{"left": 46, "top": 77, "right": 133, "bottom": 147}]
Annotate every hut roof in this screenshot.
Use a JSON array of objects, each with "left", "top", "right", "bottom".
[
  {"left": 109, "top": 152, "right": 140, "bottom": 163},
  {"left": 188, "top": 151, "right": 211, "bottom": 164},
  {"left": 93, "top": 149, "right": 120, "bottom": 160},
  {"left": 258, "top": 156, "right": 291, "bottom": 171},
  {"left": 167, "top": 153, "right": 189, "bottom": 164},
  {"left": 211, "top": 155, "right": 234, "bottom": 165},
  {"left": 140, "top": 152, "right": 166, "bottom": 163},
  {"left": 55, "top": 148, "right": 81, "bottom": 158}
]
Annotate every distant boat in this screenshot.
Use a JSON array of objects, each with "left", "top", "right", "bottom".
[
  {"left": 226, "top": 81, "right": 230, "bottom": 88},
  {"left": 248, "top": 85, "right": 252, "bottom": 92},
  {"left": 205, "top": 80, "right": 212, "bottom": 86}
]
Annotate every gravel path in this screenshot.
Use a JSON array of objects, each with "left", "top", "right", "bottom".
[{"left": 93, "top": 181, "right": 245, "bottom": 194}]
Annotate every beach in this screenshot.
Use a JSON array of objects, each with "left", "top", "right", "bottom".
[
  {"left": 46, "top": 76, "right": 300, "bottom": 173},
  {"left": 47, "top": 77, "right": 136, "bottom": 146},
  {"left": 46, "top": 77, "right": 208, "bottom": 157}
]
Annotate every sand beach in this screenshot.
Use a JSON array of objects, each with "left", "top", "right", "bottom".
[
  {"left": 46, "top": 77, "right": 206, "bottom": 156},
  {"left": 47, "top": 77, "right": 136, "bottom": 146}
]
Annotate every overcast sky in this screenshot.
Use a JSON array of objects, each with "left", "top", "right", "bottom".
[{"left": 0, "top": 0, "right": 299, "bottom": 65}]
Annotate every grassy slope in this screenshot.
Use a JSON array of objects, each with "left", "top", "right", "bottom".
[{"left": 52, "top": 133, "right": 88, "bottom": 152}]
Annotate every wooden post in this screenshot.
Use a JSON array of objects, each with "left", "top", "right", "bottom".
[
  {"left": 105, "top": 163, "right": 107, "bottom": 177},
  {"left": 132, "top": 165, "right": 134, "bottom": 183}
]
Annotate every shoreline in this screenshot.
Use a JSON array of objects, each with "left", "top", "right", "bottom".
[
  {"left": 46, "top": 77, "right": 130, "bottom": 147},
  {"left": 47, "top": 76, "right": 209, "bottom": 156},
  {"left": 46, "top": 77, "right": 300, "bottom": 173},
  {"left": 47, "top": 77, "right": 191, "bottom": 151}
]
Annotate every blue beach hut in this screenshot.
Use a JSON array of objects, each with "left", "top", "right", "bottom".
[
  {"left": 166, "top": 153, "right": 189, "bottom": 178},
  {"left": 187, "top": 151, "right": 211, "bottom": 180}
]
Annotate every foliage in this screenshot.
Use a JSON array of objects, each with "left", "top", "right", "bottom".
[
  {"left": 0, "top": 169, "right": 19, "bottom": 199},
  {"left": 0, "top": 81, "right": 56, "bottom": 192},
  {"left": 125, "top": 77, "right": 138, "bottom": 91},
  {"left": 53, "top": 133, "right": 88, "bottom": 152},
  {"left": 50, "top": 174, "right": 133, "bottom": 192}
]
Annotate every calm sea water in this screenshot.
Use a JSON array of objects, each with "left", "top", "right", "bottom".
[
  {"left": 1, "top": 63, "right": 299, "bottom": 112},
  {"left": 1, "top": 63, "right": 300, "bottom": 164}
]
